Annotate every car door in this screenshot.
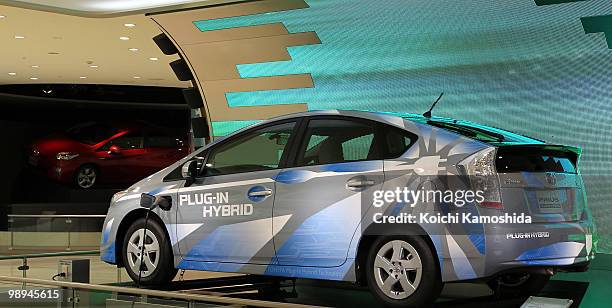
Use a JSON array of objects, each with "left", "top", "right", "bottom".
[
  {"left": 96, "top": 131, "right": 148, "bottom": 183},
  {"left": 272, "top": 117, "right": 386, "bottom": 267},
  {"left": 143, "top": 133, "right": 188, "bottom": 174},
  {"left": 176, "top": 120, "right": 299, "bottom": 265}
]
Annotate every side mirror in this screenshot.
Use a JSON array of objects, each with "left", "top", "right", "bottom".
[
  {"left": 181, "top": 159, "right": 202, "bottom": 186},
  {"left": 109, "top": 145, "right": 121, "bottom": 155}
]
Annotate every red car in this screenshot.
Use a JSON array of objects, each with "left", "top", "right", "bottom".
[{"left": 28, "top": 122, "right": 190, "bottom": 189}]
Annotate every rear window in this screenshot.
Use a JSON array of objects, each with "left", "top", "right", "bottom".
[
  {"left": 496, "top": 147, "right": 577, "bottom": 174},
  {"left": 427, "top": 121, "right": 540, "bottom": 144}
]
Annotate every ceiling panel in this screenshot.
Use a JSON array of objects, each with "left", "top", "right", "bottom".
[
  {"left": 0, "top": 4, "right": 191, "bottom": 86},
  {"left": 0, "top": 0, "right": 243, "bottom": 16}
]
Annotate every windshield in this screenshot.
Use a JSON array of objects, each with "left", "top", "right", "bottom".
[{"left": 65, "top": 122, "right": 120, "bottom": 145}]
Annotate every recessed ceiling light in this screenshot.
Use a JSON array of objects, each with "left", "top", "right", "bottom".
[
  {"left": 119, "top": 36, "right": 130, "bottom": 41},
  {"left": 30, "top": 77, "right": 38, "bottom": 80},
  {"left": 79, "top": 76, "right": 87, "bottom": 79},
  {"left": 8, "top": 72, "right": 16, "bottom": 76},
  {"left": 31, "top": 65, "right": 39, "bottom": 68},
  {"left": 124, "top": 23, "right": 136, "bottom": 28},
  {"left": 128, "top": 48, "right": 139, "bottom": 52},
  {"left": 149, "top": 57, "right": 159, "bottom": 61},
  {"left": 133, "top": 76, "right": 141, "bottom": 79},
  {"left": 89, "top": 65, "right": 99, "bottom": 68},
  {"left": 0, "top": 15, "right": 6, "bottom": 19},
  {"left": 14, "top": 35, "right": 25, "bottom": 39}
]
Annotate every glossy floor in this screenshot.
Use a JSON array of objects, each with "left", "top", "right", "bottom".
[{"left": 0, "top": 253, "right": 606, "bottom": 307}]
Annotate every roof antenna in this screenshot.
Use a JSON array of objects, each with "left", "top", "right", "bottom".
[{"left": 423, "top": 92, "right": 444, "bottom": 118}]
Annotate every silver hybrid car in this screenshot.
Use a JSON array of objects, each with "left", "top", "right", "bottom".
[{"left": 101, "top": 110, "right": 594, "bottom": 307}]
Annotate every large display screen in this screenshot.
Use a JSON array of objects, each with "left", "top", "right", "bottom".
[{"left": 193, "top": 0, "right": 612, "bottom": 252}]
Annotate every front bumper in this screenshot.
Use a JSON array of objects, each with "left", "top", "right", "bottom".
[
  {"left": 53, "top": 160, "right": 80, "bottom": 183},
  {"left": 29, "top": 158, "right": 79, "bottom": 184}
]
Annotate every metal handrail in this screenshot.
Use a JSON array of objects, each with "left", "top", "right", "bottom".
[
  {"left": 8, "top": 214, "right": 106, "bottom": 218},
  {"left": 0, "top": 250, "right": 99, "bottom": 261},
  {"left": 0, "top": 275, "right": 325, "bottom": 308}
]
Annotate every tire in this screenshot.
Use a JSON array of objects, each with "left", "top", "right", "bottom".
[
  {"left": 122, "top": 218, "right": 177, "bottom": 286},
  {"left": 75, "top": 164, "right": 98, "bottom": 189},
  {"left": 365, "top": 236, "right": 442, "bottom": 307},
  {"left": 487, "top": 273, "right": 550, "bottom": 299}
]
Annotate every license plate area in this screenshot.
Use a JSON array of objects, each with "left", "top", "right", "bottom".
[
  {"left": 28, "top": 155, "right": 39, "bottom": 166},
  {"left": 536, "top": 189, "right": 564, "bottom": 214}
]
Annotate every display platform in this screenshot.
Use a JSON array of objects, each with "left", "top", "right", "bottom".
[
  {"left": 112, "top": 275, "right": 588, "bottom": 308},
  {"left": 11, "top": 169, "right": 121, "bottom": 209}
]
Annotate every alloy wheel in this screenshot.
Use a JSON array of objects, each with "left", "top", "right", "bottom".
[
  {"left": 126, "top": 228, "right": 160, "bottom": 278},
  {"left": 77, "top": 166, "right": 96, "bottom": 188},
  {"left": 373, "top": 240, "right": 423, "bottom": 300}
]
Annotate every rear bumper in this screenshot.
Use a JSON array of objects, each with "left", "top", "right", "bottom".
[
  {"left": 475, "top": 259, "right": 591, "bottom": 284},
  {"left": 483, "top": 219, "right": 595, "bottom": 277},
  {"left": 498, "top": 255, "right": 592, "bottom": 268}
]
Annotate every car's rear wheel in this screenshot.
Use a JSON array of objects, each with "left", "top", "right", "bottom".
[
  {"left": 366, "top": 236, "right": 442, "bottom": 307},
  {"left": 75, "top": 165, "right": 98, "bottom": 189},
  {"left": 122, "top": 218, "right": 177, "bottom": 286},
  {"left": 487, "top": 273, "right": 550, "bottom": 299}
]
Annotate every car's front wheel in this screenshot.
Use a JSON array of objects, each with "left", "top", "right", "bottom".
[
  {"left": 75, "top": 165, "right": 98, "bottom": 189},
  {"left": 366, "top": 236, "right": 442, "bottom": 307},
  {"left": 122, "top": 218, "right": 177, "bottom": 286}
]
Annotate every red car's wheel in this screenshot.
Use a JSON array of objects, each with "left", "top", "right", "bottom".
[{"left": 75, "top": 165, "right": 98, "bottom": 189}]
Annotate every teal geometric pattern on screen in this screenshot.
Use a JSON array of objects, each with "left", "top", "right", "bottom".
[
  {"left": 212, "top": 120, "right": 260, "bottom": 137},
  {"left": 582, "top": 15, "right": 612, "bottom": 48},
  {"left": 197, "top": 0, "right": 612, "bottom": 252}
]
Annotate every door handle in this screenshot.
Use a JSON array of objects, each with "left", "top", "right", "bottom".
[
  {"left": 248, "top": 189, "right": 273, "bottom": 197},
  {"left": 346, "top": 179, "right": 375, "bottom": 190}
]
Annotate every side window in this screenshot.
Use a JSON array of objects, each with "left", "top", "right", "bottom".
[
  {"left": 382, "top": 124, "right": 417, "bottom": 158},
  {"left": 146, "top": 135, "right": 182, "bottom": 148},
  {"left": 205, "top": 122, "right": 296, "bottom": 176},
  {"left": 99, "top": 132, "right": 143, "bottom": 151},
  {"left": 297, "top": 119, "right": 379, "bottom": 166}
]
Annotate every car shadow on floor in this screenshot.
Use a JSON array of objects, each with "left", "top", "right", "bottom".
[{"left": 268, "top": 279, "right": 589, "bottom": 308}]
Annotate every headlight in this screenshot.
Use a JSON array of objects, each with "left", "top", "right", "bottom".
[
  {"left": 56, "top": 152, "right": 79, "bottom": 160},
  {"left": 111, "top": 191, "right": 128, "bottom": 204}
]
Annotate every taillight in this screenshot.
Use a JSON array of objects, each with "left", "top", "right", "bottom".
[{"left": 459, "top": 147, "right": 503, "bottom": 209}]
